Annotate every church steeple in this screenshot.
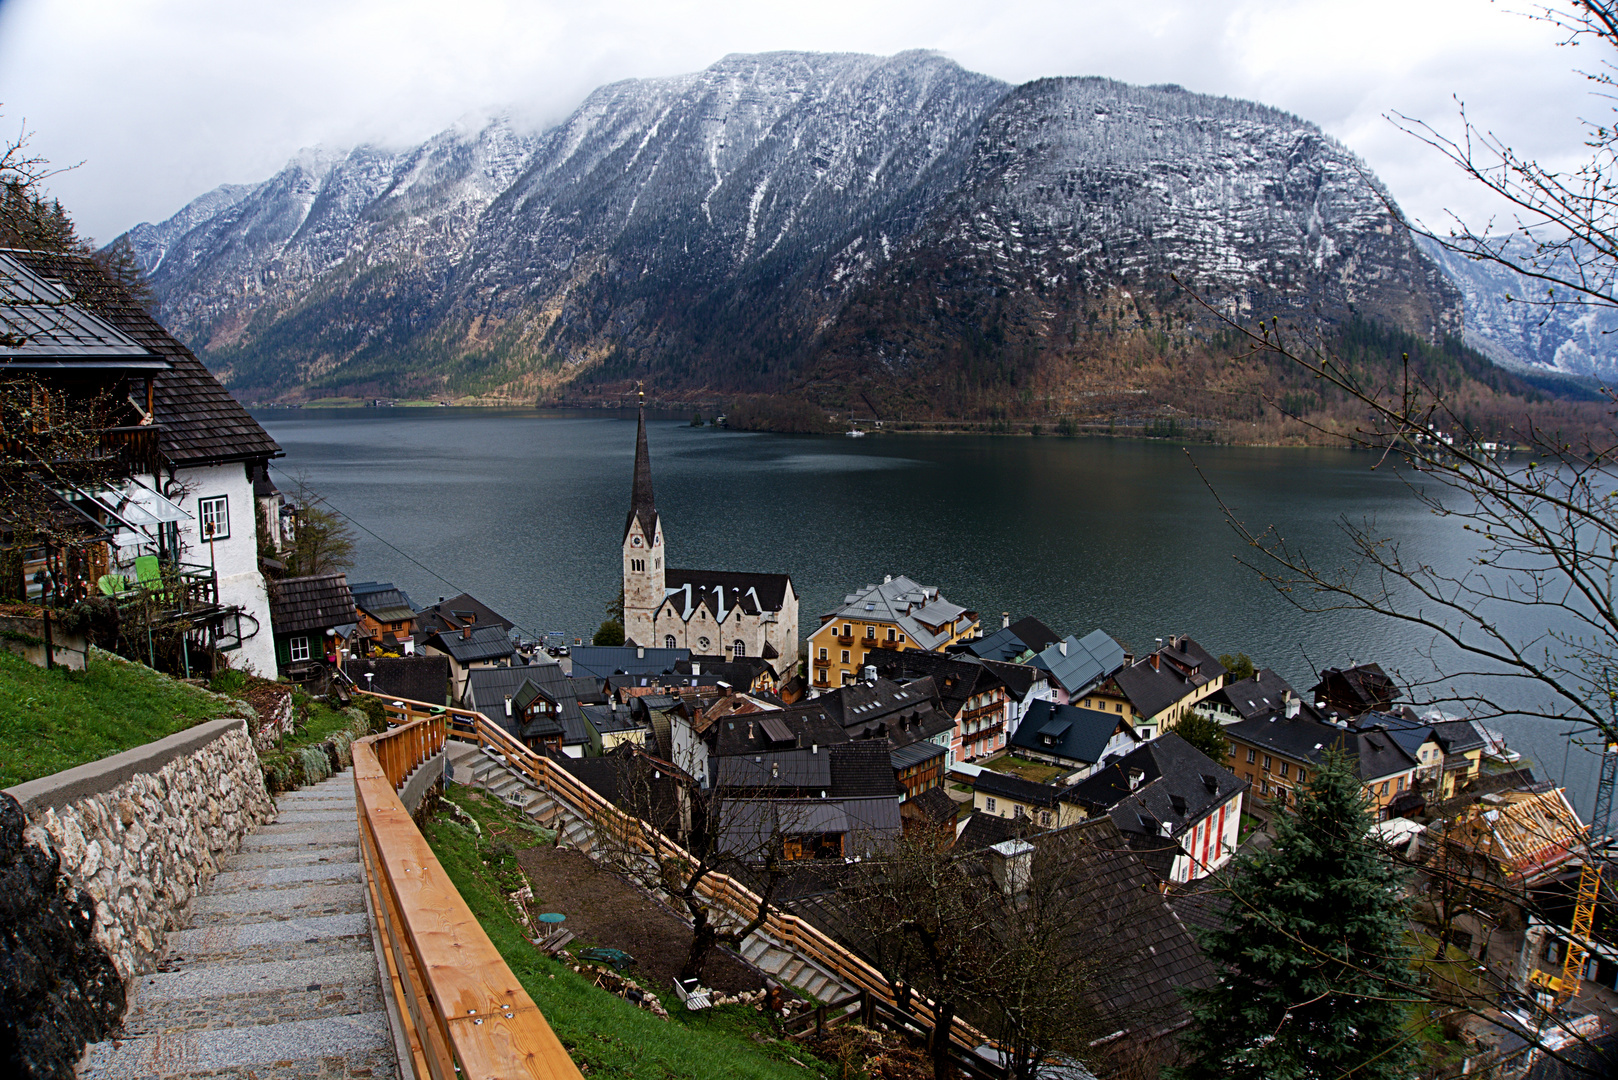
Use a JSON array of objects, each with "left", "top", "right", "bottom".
[
  {"left": 622, "top": 391, "right": 665, "bottom": 647},
  {"left": 625, "top": 400, "right": 657, "bottom": 541}
]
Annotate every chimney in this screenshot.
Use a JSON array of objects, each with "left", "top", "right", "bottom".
[
  {"left": 747, "top": 721, "right": 755, "bottom": 740},
  {"left": 504, "top": 695, "right": 513, "bottom": 717},
  {"left": 1152, "top": 652, "right": 1160, "bottom": 671},
  {"left": 637, "top": 646, "right": 645, "bottom": 659},
  {"left": 884, "top": 574, "right": 892, "bottom": 584},
  {"left": 811, "top": 743, "right": 818, "bottom": 755},
  {"left": 1128, "top": 767, "right": 1144, "bottom": 790},
  {"left": 1002, "top": 612, "right": 1010, "bottom": 630},
  {"left": 1059, "top": 640, "right": 1068, "bottom": 656},
  {"left": 692, "top": 662, "right": 701, "bottom": 676},
  {"left": 771, "top": 761, "right": 780, "bottom": 779},
  {"left": 863, "top": 664, "right": 877, "bottom": 683},
  {"left": 1285, "top": 693, "right": 1300, "bottom": 719},
  {"left": 987, "top": 839, "right": 1034, "bottom": 899},
  {"left": 462, "top": 625, "right": 472, "bottom": 640}
]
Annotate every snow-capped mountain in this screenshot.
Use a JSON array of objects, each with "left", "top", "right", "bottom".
[{"left": 120, "top": 51, "right": 1466, "bottom": 405}]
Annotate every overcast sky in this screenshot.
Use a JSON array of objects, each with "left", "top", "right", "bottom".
[{"left": 0, "top": 0, "right": 1595, "bottom": 243}]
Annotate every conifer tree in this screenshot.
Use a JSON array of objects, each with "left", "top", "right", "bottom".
[{"left": 1173, "top": 751, "right": 1416, "bottom": 1080}]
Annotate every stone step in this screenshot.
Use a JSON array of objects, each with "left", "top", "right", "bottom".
[
  {"left": 272, "top": 796, "right": 353, "bottom": 812},
  {"left": 219, "top": 845, "right": 359, "bottom": 872},
  {"left": 161, "top": 914, "right": 371, "bottom": 965},
  {"left": 187, "top": 883, "right": 368, "bottom": 925},
  {"left": 271, "top": 808, "right": 357, "bottom": 825},
  {"left": 81, "top": 1011, "right": 394, "bottom": 1079},
  {"left": 207, "top": 861, "right": 363, "bottom": 894},
  {"left": 122, "top": 953, "right": 383, "bottom": 1035},
  {"left": 242, "top": 820, "right": 358, "bottom": 845}
]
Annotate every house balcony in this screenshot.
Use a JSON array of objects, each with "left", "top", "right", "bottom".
[{"left": 99, "top": 425, "right": 164, "bottom": 476}]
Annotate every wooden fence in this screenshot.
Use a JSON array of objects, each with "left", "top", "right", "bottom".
[
  {"left": 352, "top": 708, "right": 584, "bottom": 1080},
  {"left": 362, "top": 691, "right": 989, "bottom": 1054}
]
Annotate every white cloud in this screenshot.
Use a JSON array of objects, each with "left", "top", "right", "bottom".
[{"left": 0, "top": 0, "right": 1597, "bottom": 242}]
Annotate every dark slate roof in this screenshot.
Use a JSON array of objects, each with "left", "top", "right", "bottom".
[
  {"left": 346, "top": 655, "right": 449, "bottom": 705},
  {"left": 962, "top": 626, "right": 1033, "bottom": 663},
  {"left": 1167, "top": 867, "right": 1236, "bottom": 936},
  {"left": 890, "top": 740, "right": 948, "bottom": 770},
  {"left": 1310, "top": 663, "right": 1400, "bottom": 715},
  {"left": 904, "top": 785, "right": 959, "bottom": 824},
  {"left": 1008, "top": 616, "right": 1060, "bottom": 654},
  {"left": 1009, "top": 699, "right": 1138, "bottom": 766},
  {"left": 413, "top": 593, "right": 516, "bottom": 636},
  {"left": 974, "top": 770, "right": 1065, "bottom": 808},
  {"left": 674, "top": 656, "right": 774, "bottom": 687},
  {"left": 0, "top": 252, "right": 160, "bottom": 366},
  {"left": 828, "top": 741, "right": 901, "bottom": 798},
  {"left": 976, "top": 658, "right": 1043, "bottom": 701},
  {"left": 661, "top": 569, "right": 794, "bottom": 619},
  {"left": 864, "top": 647, "right": 1005, "bottom": 720},
  {"left": 710, "top": 704, "right": 849, "bottom": 756},
  {"left": 1030, "top": 629, "right": 1127, "bottom": 694},
  {"left": 716, "top": 748, "right": 835, "bottom": 790},
  {"left": 821, "top": 677, "right": 946, "bottom": 742},
  {"left": 1064, "top": 733, "right": 1246, "bottom": 847},
  {"left": 8, "top": 249, "right": 281, "bottom": 467},
  {"left": 1210, "top": 668, "right": 1299, "bottom": 721},
  {"left": 956, "top": 810, "right": 1040, "bottom": 850},
  {"left": 1120, "top": 831, "right": 1187, "bottom": 882},
  {"left": 462, "top": 662, "right": 590, "bottom": 746},
  {"left": 421, "top": 624, "right": 515, "bottom": 665},
  {"left": 1226, "top": 713, "right": 1418, "bottom": 782},
  {"left": 625, "top": 407, "right": 658, "bottom": 541},
  {"left": 1432, "top": 719, "right": 1487, "bottom": 755},
  {"left": 270, "top": 573, "right": 355, "bottom": 636},
  {"left": 1353, "top": 726, "right": 1421, "bottom": 783},
  {"left": 1105, "top": 636, "right": 1225, "bottom": 719},
  {"left": 354, "top": 587, "right": 415, "bottom": 624},
  {"left": 568, "top": 645, "right": 689, "bottom": 679}
]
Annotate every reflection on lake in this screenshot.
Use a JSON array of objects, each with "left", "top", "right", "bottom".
[{"left": 256, "top": 407, "right": 1606, "bottom": 812}]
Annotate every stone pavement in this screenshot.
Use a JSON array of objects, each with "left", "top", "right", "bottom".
[{"left": 80, "top": 770, "right": 399, "bottom": 1079}]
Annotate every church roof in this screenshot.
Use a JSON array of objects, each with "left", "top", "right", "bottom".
[
  {"left": 625, "top": 407, "right": 658, "bottom": 541},
  {"left": 661, "top": 568, "right": 794, "bottom": 620}
]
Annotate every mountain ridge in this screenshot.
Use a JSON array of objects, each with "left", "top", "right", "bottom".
[{"left": 118, "top": 50, "right": 1580, "bottom": 427}]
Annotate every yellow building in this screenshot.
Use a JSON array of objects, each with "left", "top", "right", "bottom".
[
  {"left": 1079, "top": 636, "right": 1226, "bottom": 741},
  {"left": 809, "top": 575, "right": 979, "bottom": 690}
]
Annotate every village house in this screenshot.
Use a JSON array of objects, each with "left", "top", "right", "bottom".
[
  {"left": 808, "top": 574, "right": 979, "bottom": 690},
  {"left": 1222, "top": 709, "right": 1420, "bottom": 821},
  {"left": 568, "top": 644, "right": 689, "bottom": 681},
  {"left": 973, "top": 770, "right": 1065, "bottom": 828},
  {"left": 1060, "top": 733, "right": 1247, "bottom": 883},
  {"left": 1311, "top": 662, "right": 1401, "bottom": 715},
  {"left": 959, "top": 614, "right": 1060, "bottom": 664},
  {"left": 345, "top": 654, "right": 450, "bottom": 705},
  {"left": 1082, "top": 635, "right": 1226, "bottom": 741},
  {"left": 1198, "top": 667, "right": 1301, "bottom": 725},
  {"left": 349, "top": 581, "right": 416, "bottom": 655},
  {"left": 463, "top": 663, "right": 593, "bottom": 758},
  {"left": 420, "top": 622, "right": 517, "bottom": 701},
  {"left": 710, "top": 740, "right": 902, "bottom": 860},
  {"left": 1441, "top": 786, "right": 1586, "bottom": 887},
  {"left": 864, "top": 646, "right": 1015, "bottom": 766},
  {"left": 413, "top": 591, "right": 515, "bottom": 641},
  {"left": 1, "top": 250, "right": 284, "bottom": 675},
  {"left": 1007, "top": 698, "right": 1142, "bottom": 775},
  {"left": 619, "top": 406, "right": 800, "bottom": 671},
  {"left": 1027, "top": 629, "right": 1127, "bottom": 705},
  {"left": 268, "top": 573, "right": 355, "bottom": 681}
]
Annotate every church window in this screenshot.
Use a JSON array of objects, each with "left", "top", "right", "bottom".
[
  {"left": 632, "top": 535, "right": 643, "bottom": 547},
  {"left": 733, "top": 640, "right": 746, "bottom": 658},
  {"left": 665, "top": 635, "right": 676, "bottom": 649},
  {"left": 655, "top": 557, "right": 661, "bottom": 569},
  {"left": 698, "top": 636, "right": 711, "bottom": 650}
]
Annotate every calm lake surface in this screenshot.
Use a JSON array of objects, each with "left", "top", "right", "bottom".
[{"left": 256, "top": 407, "right": 1604, "bottom": 811}]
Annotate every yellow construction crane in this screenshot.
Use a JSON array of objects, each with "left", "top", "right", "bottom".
[{"left": 1531, "top": 739, "right": 1616, "bottom": 1006}]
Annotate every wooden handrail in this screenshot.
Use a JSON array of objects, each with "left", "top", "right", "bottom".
[
  {"left": 352, "top": 710, "right": 584, "bottom": 1080},
  {"left": 360, "top": 691, "right": 987, "bottom": 1051}
]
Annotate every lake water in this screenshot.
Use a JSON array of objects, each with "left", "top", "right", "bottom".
[{"left": 255, "top": 407, "right": 1606, "bottom": 811}]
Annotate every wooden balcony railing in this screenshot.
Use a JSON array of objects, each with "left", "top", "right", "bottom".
[
  {"left": 352, "top": 708, "right": 584, "bottom": 1080},
  {"left": 361, "top": 691, "right": 987, "bottom": 1054},
  {"left": 99, "top": 424, "right": 164, "bottom": 475}
]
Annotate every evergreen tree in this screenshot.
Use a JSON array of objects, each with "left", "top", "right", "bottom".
[
  {"left": 1171, "top": 711, "right": 1231, "bottom": 765},
  {"left": 1173, "top": 751, "right": 1416, "bottom": 1080}
]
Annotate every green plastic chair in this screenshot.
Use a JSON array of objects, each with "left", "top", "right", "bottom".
[
  {"left": 133, "top": 555, "right": 162, "bottom": 588},
  {"left": 97, "top": 573, "right": 127, "bottom": 596}
]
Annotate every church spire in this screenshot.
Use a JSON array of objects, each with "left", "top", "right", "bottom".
[{"left": 625, "top": 392, "right": 657, "bottom": 541}]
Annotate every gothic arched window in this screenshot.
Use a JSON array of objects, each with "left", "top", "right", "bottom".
[
  {"left": 733, "top": 640, "right": 746, "bottom": 658},
  {"left": 665, "top": 635, "right": 676, "bottom": 649}
]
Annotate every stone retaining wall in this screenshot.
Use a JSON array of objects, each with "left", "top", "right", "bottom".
[{"left": 4, "top": 717, "right": 274, "bottom": 983}]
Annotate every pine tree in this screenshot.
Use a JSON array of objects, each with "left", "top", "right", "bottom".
[{"left": 1173, "top": 750, "right": 1417, "bottom": 1080}]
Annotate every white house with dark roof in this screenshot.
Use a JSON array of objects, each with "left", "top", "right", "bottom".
[
  {"left": 2, "top": 250, "right": 283, "bottom": 675},
  {"left": 619, "top": 406, "right": 799, "bottom": 671}
]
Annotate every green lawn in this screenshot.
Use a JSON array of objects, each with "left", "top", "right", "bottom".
[
  {"left": 979, "top": 754, "right": 1067, "bottom": 785},
  {"left": 425, "top": 792, "right": 833, "bottom": 1080},
  {"left": 0, "top": 648, "right": 243, "bottom": 788}
]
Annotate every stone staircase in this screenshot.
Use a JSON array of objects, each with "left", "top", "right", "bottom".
[
  {"left": 445, "top": 742, "right": 849, "bottom": 1003},
  {"left": 80, "top": 771, "right": 399, "bottom": 1080}
]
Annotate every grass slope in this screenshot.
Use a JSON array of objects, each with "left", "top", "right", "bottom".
[
  {"left": 425, "top": 790, "right": 831, "bottom": 1080},
  {"left": 0, "top": 648, "right": 241, "bottom": 788}
]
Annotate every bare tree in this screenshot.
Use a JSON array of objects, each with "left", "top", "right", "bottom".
[
  {"left": 586, "top": 747, "right": 807, "bottom": 985},
  {"left": 1388, "top": 3, "right": 1618, "bottom": 317}
]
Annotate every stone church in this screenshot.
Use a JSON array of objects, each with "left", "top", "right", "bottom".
[{"left": 622, "top": 408, "right": 799, "bottom": 671}]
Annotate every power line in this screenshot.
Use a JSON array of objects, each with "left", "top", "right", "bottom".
[{"left": 267, "top": 463, "right": 542, "bottom": 641}]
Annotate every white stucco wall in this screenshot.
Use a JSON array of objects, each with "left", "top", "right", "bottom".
[{"left": 166, "top": 462, "right": 278, "bottom": 677}]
